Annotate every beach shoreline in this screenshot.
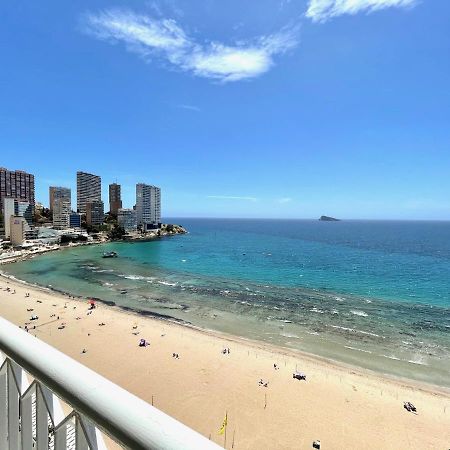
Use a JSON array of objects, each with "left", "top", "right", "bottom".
[
  {"left": 1, "top": 270, "right": 450, "bottom": 397},
  {"left": 1, "top": 272, "right": 449, "bottom": 449},
  {"left": 0, "top": 224, "right": 187, "bottom": 266}
]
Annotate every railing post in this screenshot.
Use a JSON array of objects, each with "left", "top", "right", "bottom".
[
  {"left": 54, "top": 418, "right": 69, "bottom": 449},
  {"left": 7, "top": 361, "right": 22, "bottom": 450},
  {"left": 36, "top": 384, "right": 50, "bottom": 449},
  {"left": 19, "top": 384, "right": 33, "bottom": 450},
  {"left": 0, "top": 357, "right": 8, "bottom": 449},
  {"left": 76, "top": 414, "right": 90, "bottom": 450}
]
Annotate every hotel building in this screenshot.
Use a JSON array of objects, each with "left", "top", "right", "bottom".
[
  {"left": 0, "top": 167, "right": 35, "bottom": 212},
  {"left": 77, "top": 171, "right": 101, "bottom": 214},
  {"left": 3, "top": 198, "right": 33, "bottom": 239},
  {"left": 109, "top": 183, "right": 122, "bottom": 215},
  {"left": 86, "top": 200, "right": 104, "bottom": 226},
  {"left": 53, "top": 197, "right": 71, "bottom": 229},
  {"left": 10, "top": 216, "right": 27, "bottom": 246},
  {"left": 136, "top": 183, "right": 161, "bottom": 230},
  {"left": 49, "top": 186, "right": 71, "bottom": 211},
  {"left": 117, "top": 208, "right": 137, "bottom": 231},
  {"left": 49, "top": 187, "right": 72, "bottom": 229}
]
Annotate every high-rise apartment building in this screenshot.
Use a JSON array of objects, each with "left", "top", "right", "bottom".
[
  {"left": 109, "top": 183, "right": 122, "bottom": 215},
  {"left": 136, "top": 184, "right": 161, "bottom": 230},
  {"left": 49, "top": 186, "right": 71, "bottom": 211},
  {"left": 53, "top": 197, "right": 71, "bottom": 229},
  {"left": 0, "top": 167, "right": 35, "bottom": 212},
  {"left": 77, "top": 171, "right": 101, "bottom": 214},
  {"left": 86, "top": 200, "right": 104, "bottom": 226},
  {"left": 3, "top": 198, "right": 16, "bottom": 238},
  {"left": 3, "top": 198, "right": 33, "bottom": 238},
  {"left": 49, "top": 187, "right": 71, "bottom": 229},
  {"left": 117, "top": 208, "right": 137, "bottom": 231}
]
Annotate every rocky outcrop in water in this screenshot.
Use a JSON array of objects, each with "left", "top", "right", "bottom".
[{"left": 319, "top": 216, "right": 340, "bottom": 221}]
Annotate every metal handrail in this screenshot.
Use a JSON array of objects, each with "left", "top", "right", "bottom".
[{"left": 0, "top": 316, "right": 222, "bottom": 449}]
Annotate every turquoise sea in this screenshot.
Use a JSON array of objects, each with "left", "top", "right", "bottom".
[{"left": 3, "top": 219, "right": 450, "bottom": 387}]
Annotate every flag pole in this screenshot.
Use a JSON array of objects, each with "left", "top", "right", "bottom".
[{"left": 224, "top": 411, "right": 228, "bottom": 448}]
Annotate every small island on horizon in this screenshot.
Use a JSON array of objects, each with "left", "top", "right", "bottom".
[{"left": 319, "top": 215, "right": 340, "bottom": 222}]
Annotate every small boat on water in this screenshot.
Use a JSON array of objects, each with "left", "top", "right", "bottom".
[{"left": 102, "top": 251, "right": 118, "bottom": 258}]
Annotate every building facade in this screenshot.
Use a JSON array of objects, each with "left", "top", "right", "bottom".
[
  {"left": 10, "top": 216, "right": 27, "bottom": 246},
  {"left": 109, "top": 183, "right": 122, "bottom": 215},
  {"left": 0, "top": 167, "right": 35, "bottom": 212},
  {"left": 86, "top": 200, "right": 104, "bottom": 226},
  {"left": 3, "top": 198, "right": 33, "bottom": 238},
  {"left": 76, "top": 172, "right": 101, "bottom": 214},
  {"left": 3, "top": 198, "right": 16, "bottom": 238},
  {"left": 17, "top": 202, "right": 33, "bottom": 226},
  {"left": 117, "top": 208, "right": 137, "bottom": 231},
  {"left": 69, "top": 212, "right": 82, "bottom": 229},
  {"left": 136, "top": 184, "right": 161, "bottom": 230},
  {"left": 49, "top": 187, "right": 71, "bottom": 211},
  {"left": 53, "top": 197, "right": 71, "bottom": 229},
  {"left": 49, "top": 187, "right": 72, "bottom": 229}
]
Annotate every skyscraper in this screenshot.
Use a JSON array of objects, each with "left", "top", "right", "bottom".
[
  {"left": 53, "top": 197, "right": 71, "bottom": 229},
  {"left": 86, "top": 200, "right": 104, "bottom": 226},
  {"left": 77, "top": 171, "right": 101, "bottom": 214},
  {"left": 136, "top": 183, "right": 161, "bottom": 230},
  {"left": 0, "top": 167, "right": 35, "bottom": 212},
  {"left": 117, "top": 208, "right": 137, "bottom": 231},
  {"left": 49, "top": 186, "right": 71, "bottom": 211},
  {"left": 109, "top": 183, "right": 122, "bottom": 215}
]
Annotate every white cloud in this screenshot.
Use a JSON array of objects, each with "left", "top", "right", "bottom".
[
  {"left": 278, "top": 197, "right": 292, "bottom": 203},
  {"left": 83, "top": 9, "right": 299, "bottom": 82},
  {"left": 176, "top": 104, "right": 200, "bottom": 112},
  {"left": 207, "top": 195, "right": 258, "bottom": 201},
  {"left": 306, "top": 0, "right": 417, "bottom": 23}
]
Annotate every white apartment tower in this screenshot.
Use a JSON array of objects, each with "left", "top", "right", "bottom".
[
  {"left": 117, "top": 208, "right": 137, "bottom": 231},
  {"left": 53, "top": 197, "right": 71, "bottom": 229},
  {"left": 136, "top": 184, "right": 161, "bottom": 230},
  {"left": 50, "top": 187, "right": 71, "bottom": 229},
  {"left": 77, "top": 171, "right": 101, "bottom": 214}
]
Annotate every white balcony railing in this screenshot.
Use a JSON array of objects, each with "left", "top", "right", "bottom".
[{"left": 0, "top": 316, "right": 222, "bottom": 450}]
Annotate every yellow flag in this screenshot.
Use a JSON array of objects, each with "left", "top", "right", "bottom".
[{"left": 218, "top": 413, "right": 228, "bottom": 435}]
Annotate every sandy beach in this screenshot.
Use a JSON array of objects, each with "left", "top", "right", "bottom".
[{"left": 0, "top": 274, "right": 449, "bottom": 449}]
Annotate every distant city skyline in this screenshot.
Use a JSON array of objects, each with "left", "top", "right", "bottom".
[{"left": 1, "top": 1, "right": 450, "bottom": 220}]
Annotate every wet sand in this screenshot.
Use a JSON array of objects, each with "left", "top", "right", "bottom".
[{"left": 0, "top": 274, "right": 449, "bottom": 449}]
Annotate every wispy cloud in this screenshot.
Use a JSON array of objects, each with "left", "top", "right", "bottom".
[
  {"left": 278, "top": 197, "right": 292, "bottom": 203},
  {"left": 306, "top": 0, "right": 417, "bottom": 23},
  {"left": 176, "top": 104, "right": 200, "bottom": 112},
  {"left": 82, "top": 9, "right": 300, "bottom": 82},
  {"left": 207, "top": 195, "right": 258, "bottom": 202}
]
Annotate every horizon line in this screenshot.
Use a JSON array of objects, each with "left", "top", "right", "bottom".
[{"left": 162, "top": 216, "right": 450, "bottom": 222}]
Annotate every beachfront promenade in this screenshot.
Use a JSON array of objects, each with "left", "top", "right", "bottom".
[{"left": 0, "top": 316, "right": 221, "bottom": 450}]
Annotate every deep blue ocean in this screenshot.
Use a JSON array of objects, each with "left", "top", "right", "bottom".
[{"left": 3, "top": 219, "right": 450, "bottom": 386}]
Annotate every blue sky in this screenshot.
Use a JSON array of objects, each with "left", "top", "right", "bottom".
[{"left": 1, "top": 0, "right": 449, "bottom": 219}]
